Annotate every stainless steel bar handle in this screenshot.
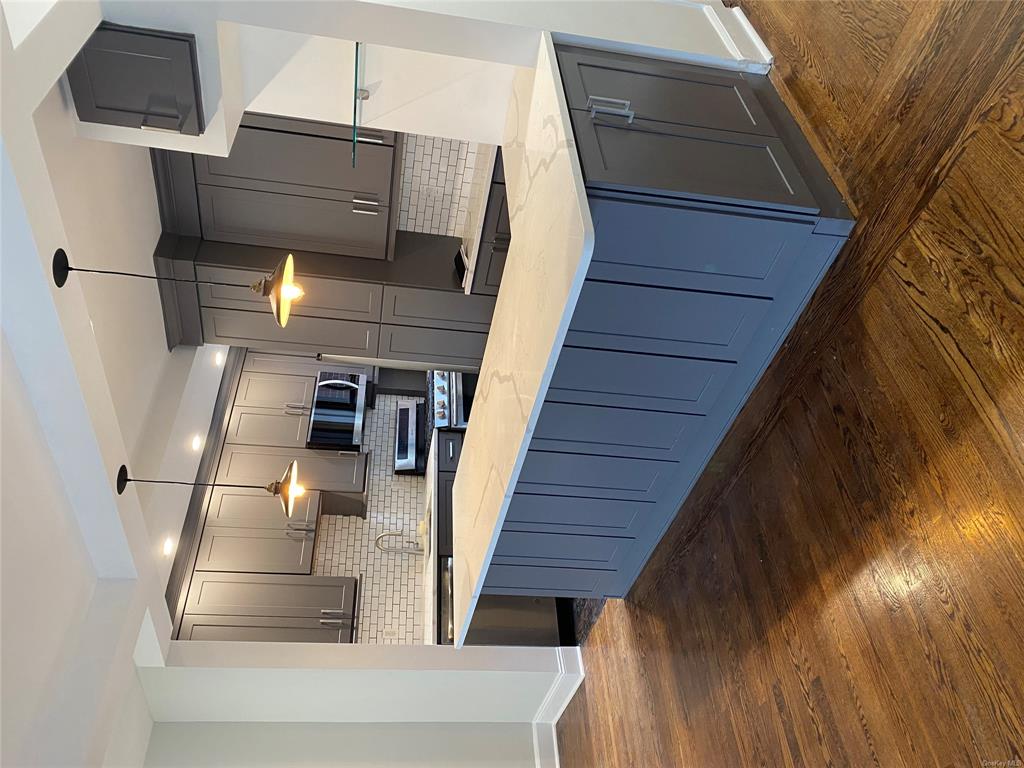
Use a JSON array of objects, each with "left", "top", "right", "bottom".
[
  {"left": 587, "top": 95, "right": 635, "bottom": 123},
  {"left": 287, "top": 520, "right": 315, "bottom": 531},
  {"left": 319, "top": 619, "right": 346, "bottom": 626},
  {"left": 284, "top": 402, "right": 307, "bottom": 409},
  {"left": 352, "top": 196, "right": 380, "bottom": 206},
  {"left": 352, "top": 204, "right": 380, "bottom": 216},
  {"left": 448, "top": 443, "right": 454, "bottom": 460},
  {"left": 321, "top": 609, "right": 352, "bottom": 617},
  {"left": 355, "top": 135, "right": 384, "bottom": 144},
  {"left": 284, "top": 408, "right": 304, "bottom": 416}
]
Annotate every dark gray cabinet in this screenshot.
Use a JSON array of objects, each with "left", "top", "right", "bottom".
[
  {"left": 195, "top": 525, "right": 315, "bottom": 574},
  {"left": 217, "top": 444, "right": 368, "bottom": 493},
  {"left": 182, "top": 572, "right": 356, "bottom": 643},
  {"left": 471, "top": 242, "right": 508, "bottom": 297},
  {"left": 516, "top": 450, "right": 675, "bottom": 502},
  {"left": 437, "top": 431, "right": 463, "bottom": 472},
  {"left": 503, "top": 495, "right": 651, "bottom": 537},
  {"left": 225, "top": 406, "right": 309, "bottom": 448},
  {"left": 492, "top": 530, "right": 632, "bottom": 571},
  {"left": 471, "top": 156, "right": 511, "bottom": 297},
  {"left": 205, "top": 487, "right": 318, "bottom": 529},
  {"left": 201, "top": 306, "right": 380, "bottom": 357},
  {"left": 234, "top": 372, "right": 315, "bottom": 410},
  {"left": 378, "top": 325, "right": 488, "bottom": 369},
  {"left": 66, "top": 22, "right": 204, "bottom": 135},
  {"left": 437, "top": 471, "right": 455, "bottom": 558},
  {"left": 382, "top": 286, "right": 495, "bottom": 333}
]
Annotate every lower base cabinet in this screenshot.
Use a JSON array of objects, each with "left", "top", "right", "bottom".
[{"left": 181, "top": 572, "right": 358, "bottom": 642}]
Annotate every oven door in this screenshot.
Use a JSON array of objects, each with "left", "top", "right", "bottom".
[{"left": 450, "top": 372, "right": 478, "bottom": 429}]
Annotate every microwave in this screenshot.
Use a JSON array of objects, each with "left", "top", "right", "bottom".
[{"left": 306, "top": 372, "right": 367, "bottom": 451}]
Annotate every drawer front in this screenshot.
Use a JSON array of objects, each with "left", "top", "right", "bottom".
[
  {"left": 195, "top": 526, "right": 315, "bottom": 574},
  {"left": 586, "top": 196, "right": 814, "bottom": 297},
  {"left": 437, "top": 431, "right": 463, "bottom": 472},
  {"left": 197, "top": 264, "right": 383, "bottom": 322},
  {"left": 196, "top": 125, "right": 393, "bottom": 199},
  {"left": 226, "top": 406, "right": 309, "bottom": 448},
  {"left": 202, "top": 307, "right": 379, "bottom": 357},
  {"left": 504, "top": 494, "right": 649, "bottom": 537},
  {"left": 532, "top": 401, "right": 703, "bottom": 461},
  {"left": 567, "top": 280, "right": 770, "bottom": 361},
  {"left": 378, "top": 325, "right": 488, "bottom": 369},
  {"left": 492, "top": 530, "right": 632, "bottom": 570},
  {"left": 242, "top": 112, "right": 396, "bottom": 146},
  {"left": 382, "top": 286, "right": 495, "bottom": 333},
  {"left": 243, "top": 351, "right": 373, "bottom": 380},
  {"left": 483, "top": 564, "right": 610, "bottom": 597},
  {"left": 234, "top": 371, "right": 315, "bottom": 409},
  {"left": 516, "top": 450, "right": 675, "bottom": 502},
  {"left": 471, "top": 241, "right": 508, "bottom": 297},
  {"left": 557, "top": 47, "right": 776, "bottom": 136},
  {"left": 179, "top": 615, "right": 350, "bottom": 643},
  {"left": 198, "top": 185, "right": 389, "bottom": 259},
  {"left": 205, "top": 487, "right": 318, "bottom": 529},
  {"left": 571, "top": 112, "right": 818, "bottom": 214},
  {"left": 548, "top": 346, "right": 734, "bottom": 414},
  {"left": 184, "top": 572, "right": 354, "bottom": 618}
]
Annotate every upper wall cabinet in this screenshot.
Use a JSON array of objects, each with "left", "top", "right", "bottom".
[{"left": 66, "top": 23, "right": 204, "bottom": 136}]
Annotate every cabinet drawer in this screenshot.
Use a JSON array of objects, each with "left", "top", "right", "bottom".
[
  {"left": 198, "top": 185, "right": 389, "bottom": 259},
  {"left": 378, "top": 325, "right": 488, "bottom": 369},
  {"left": 586, "top": 196, "right": 814, "bottom": 297},
  {"left": 570, "top": 112, "right": 817, "bottom": 214},
  {"left": 492, "top": 530, "right": 632, "bottom": 570},
  {"left": 242, "top": 112, "right": 395, "bottom": 147},
  {"left": 504, "top": 494, "right": 649, "bottom": 537},
  {"left": 184, "top": 572, "right": 354, "bottom": 618},
  {"left": 557, "top": 46, "right": 775, "bottom": 136},
  {"left": 205, "top": 487, "right": 318, "bottom": 529},
  {"left": 471, "top": 241, "right": 508, "bottom": 297},
  {"left": 382, "top": 286, "right": 495, "bottom": 333},
  {"left": 197, "top": 264, "right": 383, "bottom": 322},
  {"left": 202, "top": 307, "right": 379, "bottom": 357},
  {"left": 482, "top": 564, "right": 610, "bottom": 597},
  {"left": 437, "top": 471, "right": 455, "bottom": 558},
  {"left": 548, "top": 346, "right": 734, "bottom": 414},
  {"left": 532, "top": 401, "right": 703, "bottom": 461},
  {"left": 567, "top": 280, "right": 770, "bottom": 361},
  {"left": 195, "top": 526, "right": 315, "bottom": 574},
  {"left": 196, "top": 125, "right": 393, "bottom": 200},
  {"left": 243, "top": 351, "right": 373, "bottom": 380},
  {"left": 179, "top": 615, "right": 351, "bottom": 643},
  {"left": 437, "top": 431, "right": 463, "bottom": 472},
  {"left": 234, "top": 371, "right": 315, "bottom": 410},
  {"left": 226, "top": 406, "right": 309, "bottom": 448},
  {"left": 516, "top": 450, "right": 675, "bottom": 502}
]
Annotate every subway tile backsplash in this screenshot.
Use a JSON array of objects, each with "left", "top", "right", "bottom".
[
  {"left": 313, "top": 394, "right": 425, "bottom": 644},
  {"left": 398, "top": 134, "right": 481, "bottom": 238}
]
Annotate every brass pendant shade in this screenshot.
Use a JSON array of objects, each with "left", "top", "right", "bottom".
[
  {"left": 252, "top": 254, "right": 304, "bottom": 328},
  {"left": 265, "top": 459, "right": 304, "bottom": 518}
]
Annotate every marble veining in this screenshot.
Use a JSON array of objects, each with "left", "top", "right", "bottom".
[{"left": 451, "top": 34, "right": 595, "bottom": 645}]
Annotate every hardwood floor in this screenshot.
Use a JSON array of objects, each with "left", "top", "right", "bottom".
[{"left": 558, "top": 2, "right": 1024, "bottom": 765}]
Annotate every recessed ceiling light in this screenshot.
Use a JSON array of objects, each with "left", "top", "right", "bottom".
[
  {"left": 162, "top": 537, "right": 175, "bottom": 557},
  {"left": 191, "top": 434, "right": 203, "bottom": 452},
  {"left": 213, "top": 351, "right": 225, "bottom": 367}
]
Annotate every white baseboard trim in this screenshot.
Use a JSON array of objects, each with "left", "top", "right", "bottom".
[{"left": 532, "top": 647, "right": 585, "bottom": 768}]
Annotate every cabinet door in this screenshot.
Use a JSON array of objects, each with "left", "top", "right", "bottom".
[
  {"left": 571, "top": 113, "right": 817, "bottom": 213},
  {"left": 201, "top": 307, "right": 379, "bottom": 357},
  {"left": 205, "top": 487, "right": 318, "bottom": 529},
  {"left": 516, "top": 450, "right": 675, "bottom": 502},
  {"left": 197, "top": 264, "right": 383, "bottom": 322},
  {"left": 557, "top": 47, "right": 775, "bottom": 136},
  {"left": 437, "top": 431, "right": 463, "bottom": 472},
  {"left": 243, "top": 351, "right": 373, "bottom": 380},
  {"left": 66, "top": 23, "right": 204, "bottom": 135},
  {"left": 567, "top": 280, "right": 770, "bottom": 361},
  {"left": 185, "top": 572, "right": 355, "bottom": 618},
  {"left": 195, "top": 526, "right": 315, "bottom": 574},
  {"left": 198, "top": 185, "right": 389, "bottom": 259},
  {"left": 179, "top": 615, "right": 351, "bottom": 642},
  {"left": 217, "top": 444, "right": 368, "bottom": 493},
  {"left": 382, "top": 286, "right": 495, "bottom": 333},
  {"left": 226, "top": 406, "right": 309, "bottom": 448},
  {"left": 483, "top": 564, "right": 610, "bottom": 597},
  {"left": 480, "top": 183, "right": 511, "bottom": 244},
  {"left": 196, "top": 126, "right": 393, "bottom": 200},
  {"left": 437, "top": 471, "right": 455, "bottom": 558},
  {"left": 504, "top": 494, "right": 650, "bottom": 538},
  {"left": 234, "top": 372, "right": 315, "bottom": 410},
  {"left": 471, "top": 242, "right": 508, "bottom": 297},
  {"left": 492, "top": 530, "right": 632, "bottom": 571},
  {"left": 378, "top": 325, "right": 488, "bottom": 369}
]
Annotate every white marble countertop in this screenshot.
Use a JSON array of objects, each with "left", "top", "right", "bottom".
[{"left": 451, "top": 33, "right": 594, "bottom": 646}]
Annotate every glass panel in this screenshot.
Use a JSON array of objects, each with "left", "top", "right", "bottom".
[{"left": 352, "top": 41, "right": 361, "bottom": 167}]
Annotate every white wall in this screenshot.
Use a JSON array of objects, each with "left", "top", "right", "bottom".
[
  {"left": 0, "top": 336, "right": 98, "bottom": 766},
  {"left": 144, "top": 723, "right": 536, "bottom": 768},
  {"left": 102, "top": 670, "right": 154, "bottom": 768}
]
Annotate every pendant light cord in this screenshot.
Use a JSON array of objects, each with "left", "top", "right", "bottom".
[{"left": 67, "top": 266, "right": 251, "bottom": 289}]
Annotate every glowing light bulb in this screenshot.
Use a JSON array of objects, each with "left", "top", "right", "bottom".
[
  {"left": 213, "top": 351, "right": 225, "bottom": 367},
  {"left": 282, "top": 282, "right": 304, "bottom": 301},
  {"left": 162, "top": 537, "right": 176, "bottom": 557},
  {"left": 191, "top": 434, "right": 203, "bottom": 452},
  {"left": 291, "top": 482, "right": 305, "bottom": 498}
]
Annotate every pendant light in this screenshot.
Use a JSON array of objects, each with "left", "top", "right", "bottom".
[
  {"left": 52, "top": 250, "right": 305, "bottom": 329},
  {"left": 116, "top": 459, "right": 305, "bottom": 519}
]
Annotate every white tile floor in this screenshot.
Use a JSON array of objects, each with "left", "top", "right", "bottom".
[{"left": 313, "top": 394, "right": 425, "bottom": 644}]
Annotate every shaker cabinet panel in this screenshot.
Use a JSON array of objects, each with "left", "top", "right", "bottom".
[
  {"left": 548, "top": 346, "right": 734, "bottom": 414},
  {"left": 66, "top": 23, "right": 204, "bottom": 135},
  {"left": 198, "top": 185, "right": 389, "bottom": 259},
  {"left": 197, "top": 264, "right": 383, "bottom": 323},
  {"left": 571, "top": 114, "right": 818, "bottom": 213},
  {"left": 381, "top": 286, "right": 495, "bottom": 333},
  {"left": 480, "top": 183, "right": 512, "bottom": 244},
  {"left": 504, "top": 494, "right": 650, "bottom": 537},
  {"left": 179, "top": 615, "right": 351, "bottom": 643},
  {"left": 201, "top": 307, "right": 379, "bottom": 357},
  {"left": 205, "top": 487, "right": 318, "bottom": 529},
  {"left": 567, "top": 280, "right": 771, "bottom": 361},
  {"left": 234, "top": 372, "right": 315, "bottom": 410},
  {"left": 492, "top": 530, "right": 632, "bottom": 571},
  {"left": 216, "top": 444, "right": 368, "bottom": 493},
  {"left": 586, "top": 196, "right": 814, "bottom": 297},
  {"left": 226, "top": 406, "right": 309, "bottom": 448},
  {"left": 184, "top": 572, "right": 355, "bottom": 618},
  {"left": 196, "top": 126, "right": 393, "bottom": 200},
  {"left": 516, "top": 450, "right": 675, "bottom": 502},
  {"left": 471, "top": 242, "right": 508, "bottom": 297},
  {"left": 483, "top": 564, "right": 609, "bottom": 597},
  {"left": 378, "top": 325, "right": 488, "bottom": 369},
  {"left": 558, "top": 47, "right": 775, "bottom": 136},
  {"left": 195, "top": 526, "right": 315, "bottom": 574}
]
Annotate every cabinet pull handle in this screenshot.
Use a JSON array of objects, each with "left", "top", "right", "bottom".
[
  {"left": 352, "top": 196, "right": 380, "bottom": 206},
  {"left": 586, "top": 95, "right": 635, "bottom": 124},
  {"left": 356, "top": 135, "right": 384, "bottom": 144},
  {"left": 284, "top": 402, "right": 306, "bottom": 409},
  {"left": 352, "top": 204, "right": 380, "bottom": 216},
  {"left": 284, "top": 408, "right": 304, "bottom": 416},
  {"left": 285, "top": 530, "right": 310, "bottom": 539},
  {"left": 447, "top": 443, "right": 454, "bottom": 460},
  {"left": 319, "top": 619, "right": 346, "bottom": 626},
  {"left": 321, "top": 609, "right": 352, "bottom": 617}
]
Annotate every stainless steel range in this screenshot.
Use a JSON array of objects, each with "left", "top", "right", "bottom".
[{"left": 431, "top": 371, "right": 477, "bottom": 430}]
